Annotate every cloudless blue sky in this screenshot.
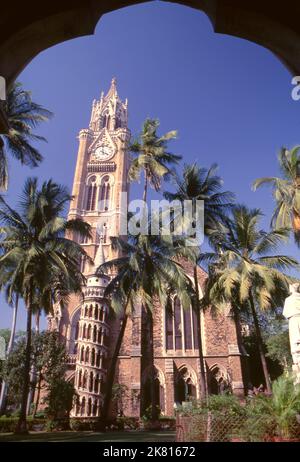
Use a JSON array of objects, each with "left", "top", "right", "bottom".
[{"left": 1, "top": 1, "right": 300, "bottom": 331}]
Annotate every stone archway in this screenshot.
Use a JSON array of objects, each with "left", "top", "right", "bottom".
[{"left": 1, "top": 0, "right": 300, "bottom": 88}]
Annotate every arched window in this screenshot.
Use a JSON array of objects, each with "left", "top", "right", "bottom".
[
  {"left": 85, "top": 347, "right": 90, "bottom": 363},
  {"left": 89, "top": 305, "right": 93, "bottom": 318},
  {"left": 96, "top": 351, "right": 101, "bottom": 368},
  {"left": 94, "top": 374, "right": 99, "bottom": 393},
  {"left": 86, "top": 176, "right": 97, "bottom": 211},
  {"left": 84, "top": 306, "right": 88, "bottom": 317},
  {"left": 102, "top": 114, "right": 107, "bottom": 129},
  {"left": 89, "top": 371, "right": 93, "bottom": 392},
  {"left": 80, "top": 346, "right": 84, "bottom": 362},
  {"left": 78, "top": 370, "right": 82, "bottom": 388},
  {"left": 81, "top": 397, "right": 86, "bottom": 415},
  {"left": 91, "top": 348, "right": 95, "bottom": 366},
  {"left": 165, "top": 297, "right": 199, "bottom": 351},
  {"left": 87, "top": 324, "right": 91, "bottom": 340},
  {"left": 94, "top": 304, "right": 99, "bottom": 320},
  {"left": 83, "top": 324, "right": 87, "bottom": 339},
  {"left": 93, "top": 325, "right": 97, "bottom": 342},
  {"left": 99, "top": 176, "right": 111, "bottom": 211},
  {"left": 83, "top": 371, "right": 87, "bottom": 389},
  {"left": 175, "top": 367, "right": 197, "bottom": 404},
  {"left": 87, "top": 398, "right": 92, "bottom": 417}
]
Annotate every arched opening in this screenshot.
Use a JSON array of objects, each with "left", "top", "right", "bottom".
[
  {"left": 175, "top": 366, "right": 197, "bottom": 404},
  {"left": 98, "top": 176, "right": 111, "bottom": 211}
]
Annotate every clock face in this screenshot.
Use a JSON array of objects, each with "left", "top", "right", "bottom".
[{"left": 94, "top": 145, "right": 113, "bottom": 160}]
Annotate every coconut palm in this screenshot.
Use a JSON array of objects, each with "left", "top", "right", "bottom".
[
  {"left": 253, "top": 146, "right": 300, "bottom": 244},
  {"left": 0, "top": 82, "right": 52, "bottom": 190},
  {"left": 0, "top": 177, "right": 91, "bottom": 433},
  {"left": 128, "top": 118, "right": 181, "bottom": 202},
  {"left": 164, "top": 163, "right": 235, "bottom": 399},
  {"left": 200, "top": 205, "right": 298, "bottom": 393},
  {"left": 97, "top": 231, "right": 194, "bottom": 420}
]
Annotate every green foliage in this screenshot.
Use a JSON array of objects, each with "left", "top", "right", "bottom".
[
  {"left": 0, "top": 416, "right": 46, "bottom": 433},
  {"left": 265, "top": 330, "right": 292, "bottom": 370},
  {"left": 128, "top": 118, "right": 180, "bottom": 201},
  {"left": 0, "top": 82, "right": 53, "bottom": 190},
  {"left": 246, "top": 374, "right": 300, "bottom": 439},
  {"left": 253, "top": 145, "right": 300, "bottom": 245},
  {"left": 44, "top": 379, "right": 76, "bottom": 421}
]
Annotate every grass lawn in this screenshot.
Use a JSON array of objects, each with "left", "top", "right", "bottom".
[{"left": 0, "top": 430, "right": 175, "bottom": 442}]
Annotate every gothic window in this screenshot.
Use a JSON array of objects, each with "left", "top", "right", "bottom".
[
  {"left": 102, "top": 115, "right": 107, "bottom": 129},
  {"left": 89, "top": 371, "right": 93, "bottom": 392},
  {"left": 96, "top": 351, "right": 101, "bottom": 368},
  {"left": 115, "top": 117, "right": 122, "bottom": 129},
  {"left": 99, "top": 176, "right": 111, "bottom": 211},
  {"left": 86, "top": 176, "right": 97, "bottom": 211},
  {"left": 85, "top": 347, "right": 90, "bottom": 363},
  {"left": 91, "top": 348, "right": 95, "bottom": 366},
  {"left": 81, "top": 397, "right": 86, "bottom": 416},
  {"left": 94, "top": 375, "right": 99, "bottom": 393},
  {"left": 93, "top": 325, "right": 97, "bottom": 342},
  {"left": 83, "top": 371, "right": 87, "bottom": 389},
  {"left": 175, "top": 367, "right": 197, "bottom": 404},
  {"left": 80, "top": 346, "right": 84, "bottom": 362},
  {"left": 87, "top": 398, "right": 92, "bottom": 416},
  {"left": 165, "top": 297, "right": 199, "bottom": 351}
]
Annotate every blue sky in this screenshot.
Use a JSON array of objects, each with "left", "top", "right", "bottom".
[{"left": 1, "top": 1, "right": 300, "bottom": 330}]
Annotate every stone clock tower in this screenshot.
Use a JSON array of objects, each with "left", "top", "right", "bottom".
[{"left": 48, "top": 79, "right": 132, "bottom": 417}]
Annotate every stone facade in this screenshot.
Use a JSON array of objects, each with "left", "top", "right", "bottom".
[{"left": 49, "top": 79, "right": 248, "bottom": 419}]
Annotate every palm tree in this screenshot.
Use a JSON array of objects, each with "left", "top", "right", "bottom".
[
  {"left": 0, "top": 177, "right": 91, "bottom": 433},
  {"left": 201, "top": 205, "right": 298, "bottom": 394},
  {"left": 128, "top": 118, "right": 181, "bottom": 202},
  {"left": 253, "top": 146, "right": 300, "bottom": 244},
  {"left": 0, "top": 82, "right": 52, "bottom": 190},
  {"left": 164, "top": 163, "right": 235, "bottom": 399},
  {"left": 97, "top": 232, "right": 194, "bottom": 420}
]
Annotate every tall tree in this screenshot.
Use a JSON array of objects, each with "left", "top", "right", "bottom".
[
  {"left": 253, "top": 145, "right": 300, "bottom": 244},
  {"left": 128, "top": 118, "right": 181, "bottom": 202},
  {"left": 0, "top": 82, "right": 52, "bottom": 190},
  {"left": 0, "top": 177, "right": 91, "bottom": 433},
  {"left": 164, "top": 163, "right": 235, "bottom": 398},
  {"left": 201, "top": 205, "right": 298, "bottom": 394},
  {"left": 98, "top": 232, "right": 193, "bottom": 420}
]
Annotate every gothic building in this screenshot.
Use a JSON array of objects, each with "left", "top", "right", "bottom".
[{"left": 48, "top": 79, "right": 247, "bottom": 419}]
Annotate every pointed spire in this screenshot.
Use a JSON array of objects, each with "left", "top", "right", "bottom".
[
  {"left": 105, "top": 77, "right": 117, "bottom": 100},
  {"left": 94, "top": 240, "right": 105, "bottom": 271}
]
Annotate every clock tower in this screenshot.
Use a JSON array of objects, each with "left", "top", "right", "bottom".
[
  {"left": 49, "top": 79, "right": 133, "bottom": 418},
  {"left": 68, "top": 77, "right": 130, "bottom": 264}
]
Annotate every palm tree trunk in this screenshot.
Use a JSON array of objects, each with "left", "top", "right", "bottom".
[
  {"left": 102, "top": 314, "right": 128, "bottom": 420},
  {"left": 33, "top": 372, "right": 42, "bottom": 418},
  {"left": 193, "top": 265, "right": 207, "bottom": 400},
  {"left": 249, "top": 292, "right": 272, "bottom": 394},
  {"left": 148, "top": 312, "right": 158, "bottom": 421},
  {"left": 26, "top": 311, "right": 40, "bottom": 415},
  {"left": 15, "top": 289, "right": 33, "bottom": 434},
  {"left": 143, "top": 172, "right": 148, "bottom": 203},
  {"left": 0, "top": 297, "right": 19, "bottom": 415}
]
